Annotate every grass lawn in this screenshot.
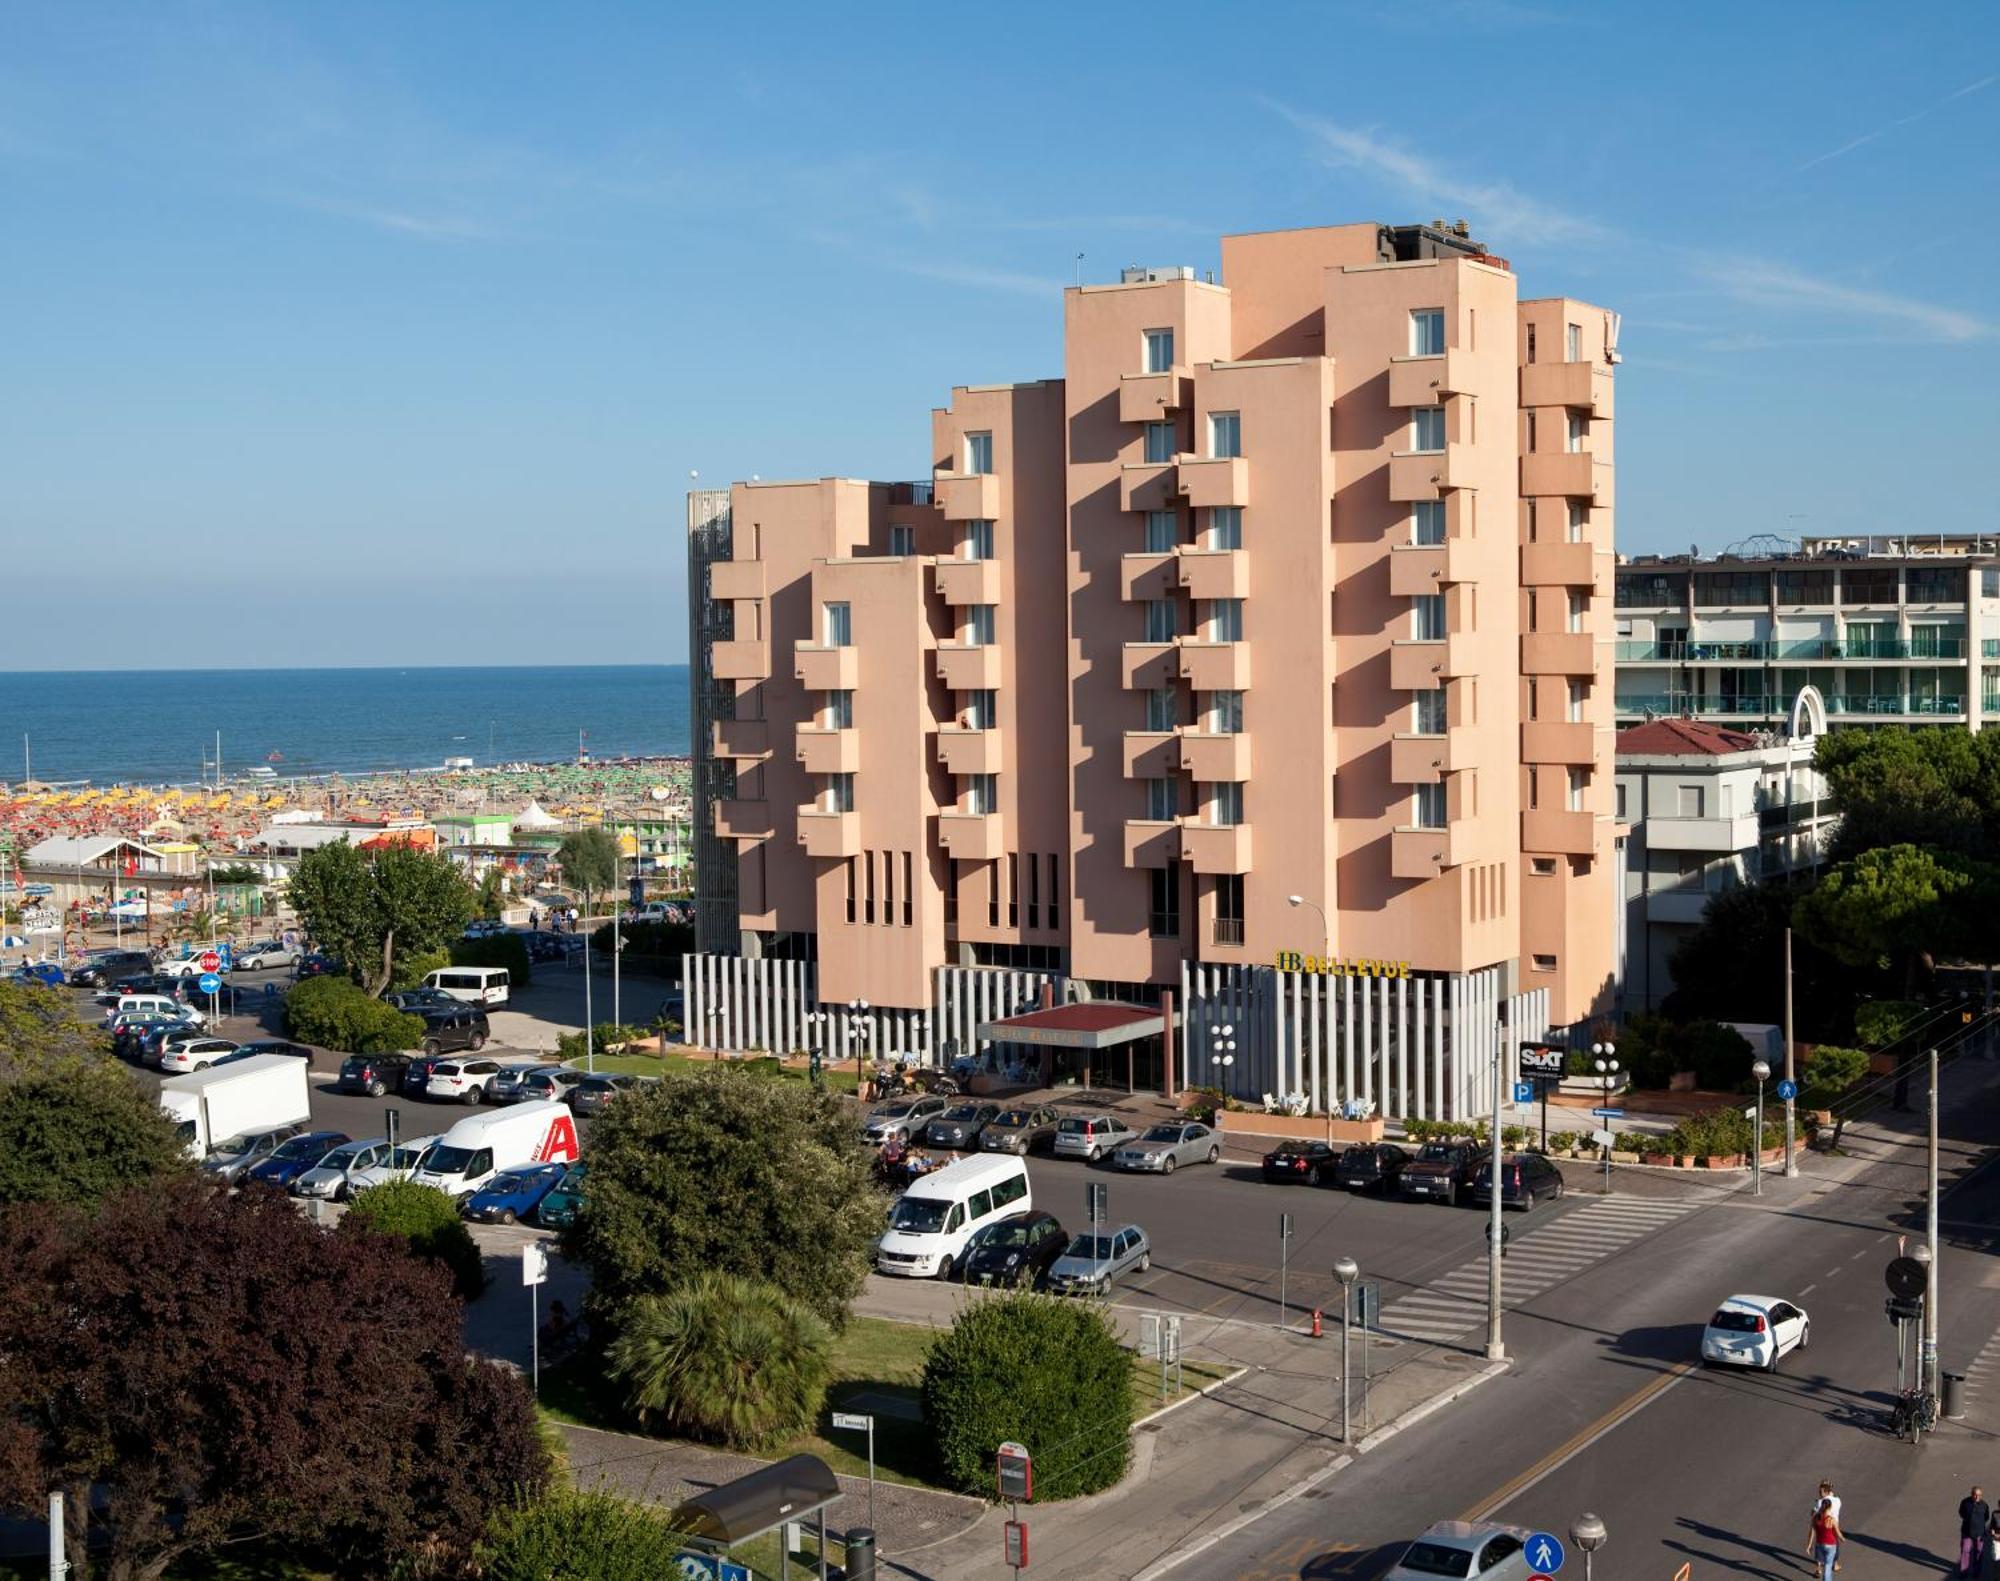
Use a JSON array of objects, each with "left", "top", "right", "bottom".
[
  {"left": 564, "top": 1049, "right": 861, "bottom": 1093},
  {"left": 1132, "top": 1355, "right": 1234, "bottom": 1415}
]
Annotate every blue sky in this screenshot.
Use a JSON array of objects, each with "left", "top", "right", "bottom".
[{"left": 3, "top": 1, "right": 1995, "bottom": 668}]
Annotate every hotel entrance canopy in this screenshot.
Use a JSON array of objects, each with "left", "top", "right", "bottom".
[{"left": 976, "top": 1003, "right": 1172, "bottom": 1047}]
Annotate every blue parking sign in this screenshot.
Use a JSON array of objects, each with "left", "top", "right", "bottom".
[
  {"left": 1513, "top": 1081, "right": 1535, "bottom": 1104},
  {"left": 1526, "top": 1533, "right": 1565, "bottom": 1573}
]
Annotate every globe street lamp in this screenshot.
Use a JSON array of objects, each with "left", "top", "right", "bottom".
[
  {"left": 1591, "top": 1042, "right": 1619, "bottom": 1194},
  {"left": 1210, "top": 1022, "right": 1237, "bottom": 1094},
  {"left": 1571, "top": 1513, "right": 1608, "bottom": 1581},
  {"left": 1333, "top": 1255, "right": 1359, "bottom": 1443},
  {"left": 1751, "top": 1057, "right": 1772, "bottom": 1196}
]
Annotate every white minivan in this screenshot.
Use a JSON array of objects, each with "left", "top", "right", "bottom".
[
  {"left": 407, "top": 1100, "right": 578, "bottom": 1199},
  {"left": 109, "top": 994, "right": 207, "bottom": 1028},
  {"left": 876, "top": 1154, "right": 1032, "bottom": 1280},
  {"left": 422, "top": 966, "right": 511, "bottom": 1006}
]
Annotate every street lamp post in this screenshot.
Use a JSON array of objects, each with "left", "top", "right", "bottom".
[
  {"left": 849, "top": 998, "right": 874, "bottom": 1084},
  {"left": 1333, "top": 1256, "right": 1358, "bottom": 1443},
  {"left": 1209, "top": 1023, "right": 1237, "bottom": 1094},
  {"left": 1751, "top": 1058, "right": 1771, "bottom": 1196},
  {"left": 1571, "top": 1513, "right": 1607, "bottom": 1581},
  {"left": 1285, "top": 894, "right": 1328, "bottom": 958},
  {"left": 1591, "top": 1043, "right": 1619, "bottom": 1194}
]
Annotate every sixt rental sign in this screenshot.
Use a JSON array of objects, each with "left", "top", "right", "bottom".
[{"left": 1274, "top": 953, "right": 1412, "bottom": 979}]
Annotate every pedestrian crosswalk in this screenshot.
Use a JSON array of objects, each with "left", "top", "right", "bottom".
[
  {"left": 1376, "top": 1195, "right": 1696, "bottom": 1344},
  {"left": 1960, "top": 1322, "right": 2000, "bottom": 1414}
]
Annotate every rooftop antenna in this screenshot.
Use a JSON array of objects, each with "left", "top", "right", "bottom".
[{"left": 1075, "top": 253, "right": 1084, "bottom": 288}]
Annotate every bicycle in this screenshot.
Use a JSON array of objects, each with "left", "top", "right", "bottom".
[{"left": 1889, "top": 1386, "right": 1939, "bottom": 1443}]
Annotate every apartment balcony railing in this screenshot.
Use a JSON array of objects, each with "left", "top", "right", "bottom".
[
  {"left": 713, "top": 799, "right": 775, "bottom": 842},
  {"left": 1520, "top": 451, "right": 1608, "bottom": 500},
  {"left": 1120, "top": 641, "right": 1180, "bottom": 691},
  {"left": 1390, "top": 636, "right": 1475, "bottom": 688},
  {"left": 1521, "top": 632, "right": 1597, "bottom": 676},
  {"left": 1119, "top": 367, "right": 1191, "bottom": 424},
  {"left": 1178, "top": 640, "right": 1251, "bottom": 690},
  {"left": 1387, "top": 350, "right": 1475, "bottom": 406},
  {"left": 934, "top": 642, "right": 1003, "bottom": 691},
  {"left": 794, "top": 726, "right": 860, "bottom": 776},
  {"left": 1177, "top": 548, "right": 1250, "bottom": 601},
  {"left": 1984, "top": 640, "right": 2000, "bottom": 659},
  {"left": 1819, "top": 637, "right": 1966, "bottom": 660},
  {"left": 1119, "top": 552, "right": 1178, "bottom": 602},
  {"left": 710, "top": 638, "right": 771, "bottom": 681},
  {"left": 937, "top": 725, "right": 1005, "bottom": 776},
  {"left": 1121, "top": 462, "right": 1179, "bottom": 513},
  {"left": 1522, "top": 808, "right": 1598, "bottom": 857},
  {"left": 934, "top": 558, "right": 1003, "bottom": 605},
  {"left": 1179, "top": 820, "right": 1252, "bottom": 875},
  {"left": 1177, "top": 455, "right": 1250, "bottom": 510},
  {"left": 1519, "top": 360, "right": 1614, "bottom": 415},
  {"left": 1122, "top": 818, "right": 1181, "bottom": 868},
  {"left": 1520, "top": 540, "right": 1600, "bottom": 590},
  {"left": 1616, "top": 639, "right": 1778, "bottom": 663},
  {"left": 1390, "top": 824, "right": 1464, "bottom": 880},
  {"left": 1211, "top": 917, "right": 1247, "bottom": 948},
  {"left": 935, "top": 470, "right": 1001, "bottom": 520},
  {"left": 1986, "top": 692, "right": 2000, "bottom": 713},
  {"left": 1388, "top": 446, "right": 1473, "bottom": 501},
  {"left": 1389, "top": 732, "right": 1458, "bottom": 783},
  {"left": 1179, "top": 729, "right": 1251, "bottom": 782},
  {"left": 1905, "top": 695, "right": 1967, "bottom": 716},
  {"left": 1121, "top": 730, "right": 1180, "bottom": 779},
  {"left": 1614, "top": 693, "right": 1783, "bottom": 717},
  {"left": 710, "top": 719, "right": 771, "bottom": 761},
  {"left": 794, "top": 642, "right": 859, "bottom": 691},
  {"left": 796, "top": 809, "right": 861, "bottom": 859},
  {"left": 1389, "top": 540, "right": 1476, "bottom": 594},
  {"left": 1521, "top": 720, "right": 1598, "bottom": 765},
  {"left": 936, "top": 810, "right": 1005, "bottom": 861},
  {"left": 708, "top": 559, "right": 767, "bottom": 600}
]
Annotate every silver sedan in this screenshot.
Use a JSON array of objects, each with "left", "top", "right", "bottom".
[
  {"left": 1111, "top": 1122, "right": 1221, "bottom": 1174},
  {"left": 1047, "top": 1224, "right": 1152, "bottom": 1295}
]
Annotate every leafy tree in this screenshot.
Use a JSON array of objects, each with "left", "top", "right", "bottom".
[
  {"left": 0, "top": 980, "right": 111, "bottom": 1077},
  {"left": 560, "top": 1069, "right": 881, "bottom": 1330},
  {"left": 1794, "top": 843, "right": 1972, "bottom": 991},
  {"left": 481, "top": 1489, "right": 691, "bottom": 1581},
  {"left": 1854, "top": 999, "right": 1924, "bottom": 1049},
  {"left": 475, "top": 866, "right": 508, "bottom": 920},
  {"left": 288, "top": 842, "right": 475, "bottom": 996},
  {"left": 0, "top": 1180, "right": 547, "bottom": 1581},
  {"left": 1661, "top": 883, "right": 1855, "bottom": 1042},
  {"left": 393, "top": 947, "right": 453, "bottom": 991},
  {"left": 607, "top": 1272, "right": 832, "bottom": 1450},
  {"left": 283, "top": 975, "right": 426, "bottom": 1054},
  {"left": 921, "top": 1293, "right": 1133, "bottom": 1500},
  {"left": 341, "top": 1180, "right": 487, "bottom": 1299},
  {"left": 558, "top": 827, "right": 621, "bottom": 915},
  {"left": 0, "top": 1056, "right": 190, "bottom": 1207},
  {"left": 454, "top": 930, "right": 533, "bottom": 988},
  {"left": 593, "top": 915, "right": 694, "bottom": 974},
  {"left": 1609, "top": 1015, "right": 1753, "bottom": 1090},
  {"left": 1800, "top": 1045, "right": 1872, "bottom": 1108},
  {"left": 207, "top": 863, "right": 263, "bottom": 887},
  {"left": 1815, "top": 727, "right": 1989, "bottom": 860}
]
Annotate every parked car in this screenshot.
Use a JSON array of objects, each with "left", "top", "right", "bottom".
[
  {"left": 243, "top": 1129, "right": 350, "bottom": 1190},
  {"left": 1047, "top": 1224, "right": 1152, "bottom": 1295},
  {"left": 9, "top": 961, "right": 65, "bottom": 987},
  {"left": 490, "top": 1059, "right": 563, "bottom": 1103},
  {"left": 463, "top": 1162, "right": 570, "bottom": 1224},
  {"left": 290, "top": 1137, "right": 397, "bottom": 1201},
  {"left": 202, "top": 1123, "right": 310, "bottom": 1181},
  {"left": 1334, "top": 1142, "right": 1413, "bottom": 1194},
  {"left": 100, "top": 972, "right": 182, "bottom": 1002},
  {"left": 147, "top": 1025, "right": 219, "bottom": 1070},
  {"left": 861, "top": 1095, "right": 948, "bottom": 1146},
  {"left": 534, "top": 1161, "right": 588, "bottom": 1228},
  {"left": 960, "top": 1210, "right": 1069, "bottom": 1289},
  {"left": 68, "top": 951, "right": 154, "bottom": 987},
  {"left": 1052, "top": 1113, "right": 1136, "bottom": 1162},
  {"left": 522, "top": 931, "right": 568, "bottom": 962},
  {"left": 416, "top": 1005, "right": 491, "bottom": 1056},
  {"left": 1399, "top": 1141, "right": 1483, "bottom": 1206},
  {"left": 925, "top": 1101, "right": 1003, "bottom": 1150},
  {"left": 345, "top": 1134, "right": 441, "bottom": 1194},
  {"left": 1700, "top": 1294, "right": 1810, "bottom": 1370},
  {"left": 1471, "top": 1151, "right": 1566, "bottom": 1210},
  {"left": 157, "top": 951, "right": 232, "bottom": 980},
  {"left": 339, "top": 1051, "right": 413, "bottom": 1096},
  {"left": 980, "top": 1106, "right": 1063, "bottom": 1156},
  {"left": 569, "top": 1073, "right": 646, "bottom": 1117},
  {"left": 402, "top": 1051, "right": 461, "bottom": 1097},
  {"left": 1261, "top": 1140, "right": 1338, "bottom": 1185},
  {"left": 157, "top": 1036, "right": 241, "bottom": 1074},
  {"left": 427, "top": 1057, "right": 504, "bottom": 1105},
  {"left": 462, "top": 919, "right": 510, "bottom": 939},
  {"left": 1112, "top": 1122, "right": 1220, "bottom": 1174},
  {"left": 294, "top": 954, "right": 342, "bottom": 979},
  {"left": 107, "top": 994, "right": 207, "bottom": 1029},
  {"left": 509, "top": 1066, "right": 587, "bottom": 1105},
  {"left": 386, "top": 987, "right": 457, "bottom": 1014},
  {"left": 112, "top": 1012, "right": 196, "bottom": 1061},
  {"left": 234, "top": 940, "right": 301, "bottom": 970},
  {"left": 1383, "top": 1522, "right": 1535, "bottom": 1581}
]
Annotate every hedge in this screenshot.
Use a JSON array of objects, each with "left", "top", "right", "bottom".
[
  {"left": 341, "top": 1180, "right": 487, "bottom": 1299},
  {"left": 453, "top": 931, "right": 532, "bottom": 989},
  {"left": 284, "top": 976, "right": 426, "bottom": 1054}
]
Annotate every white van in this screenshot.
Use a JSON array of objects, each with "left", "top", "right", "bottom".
[
  {"left": 407, "top": 1100, "right": 577, "bottom": 1199},
  {"left": 876, "top": 1154, "right": 1032, "bottom": 1280},
  {"left": 109, "top": 994, "right": 207, "bottom": 1028},
  {"left": 422, "top": 966, "right": 511, "bottom": 1006}
]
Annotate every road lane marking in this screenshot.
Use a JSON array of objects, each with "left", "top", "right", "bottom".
[
  {"left": 1800, "top": 1283, "right": 1818, "bottom": 1295},
  {"left": 1459, "top": 1359, "right": 1699, "bottom": 1521}
]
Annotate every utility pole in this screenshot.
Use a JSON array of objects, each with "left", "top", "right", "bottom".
[
  {"left": 1783, "top": 926, "right": 1798, "bottom": 1177},
  {"left": 1487, "top": 1020, "right": 1506, "bottom": 1362},
  {"left": 1924, "top": 1045, "right": 1940, "bottom": 1396}
]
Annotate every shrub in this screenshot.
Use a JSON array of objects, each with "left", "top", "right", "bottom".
[
  {"left": 606, "top": 1272, "right": 831, "bottom": 1450},
  {"left": 454, "top": 931, "right": 532, "bottom": 989},
  {"left": 556, "top": 1023, "right": 652, "bottom": 1064},
  {"left": 922, "top": 1293, "right": 1133, "bottom": 1501},
  {"left": 1500, "top": 1125, "right": 1526, "bottom": 1147},
  {"left": 481, "top": 1488, "right": 691, "bottom": 1581},
  {"left": 1611, "top": 1016, "right": 1756, "bottom": 1091},
  {"left": 1801, "top": 1044, "right": 1871, "bottom": 1108},
  {"left": 0, "top": 1056, "right": 190, "bottom": 1206},
  {"left": 1181, "top": 1085, "right": 1226, "bottom": 1124},
  {"left": 1667, "top": 1106, "right": 1755, "bottom": 1159},
  {"left": 1547, "top": 1131, "right": 1578, "bottom": 1153},
  {"left": 342, "top": 1180, "right": 487, "bottom": 1299},
  {"left": 1855, "top": 999, "right": 1923, "bottom": 1050},
  {"left": 392, "top": 948, "right": 451, "bottom": 992},
  {"left": 284, "top": 975, "right": 426, "bottom": 1054}
]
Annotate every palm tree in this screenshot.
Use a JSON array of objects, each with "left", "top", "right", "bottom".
[{"left": 606, "top": 1273, "right": 832, "bottom": 1450}]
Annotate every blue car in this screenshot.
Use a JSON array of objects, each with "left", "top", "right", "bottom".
[
  {"left": 463, "top": 1163, "right": 570, "bottom": 1225},
  {"left": 244, "top": 1130, "right": 350, "bottom": 1191},
  {"left": 10, "top": 962, "right": 64, "bottom": 988}
]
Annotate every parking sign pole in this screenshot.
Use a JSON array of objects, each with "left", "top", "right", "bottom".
[{"left": 1278, "top": 1213, "right": 1292, "bottom": 1332}]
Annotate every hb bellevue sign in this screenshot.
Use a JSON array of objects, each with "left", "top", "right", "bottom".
[{"left": 1274, "top": 952, "right": 1413, "bottom": 979}]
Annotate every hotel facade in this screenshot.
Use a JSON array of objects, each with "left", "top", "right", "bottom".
[{"left": 685, "top": 220, "right": 1620, "bottom": 1120}]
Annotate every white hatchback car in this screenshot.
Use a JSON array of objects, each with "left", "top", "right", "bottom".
[{"left": 1701, "top": 1293, "right": 1811, "bottom": 1370}]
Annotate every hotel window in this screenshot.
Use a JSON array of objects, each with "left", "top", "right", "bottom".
[
  {"left": 1525, "top": 323, "right": 1537, "bottom": 363},
  {"left": 889, "top": 525, "right": 915, "bottom": 556},
  {"left": 1566, "top": 411, "right": 1588, "bottom": 453},
  {"left": 825, "top": 690, "right": 853, "bottom": 729},
  {"left": 1143, "top": 327, "right": 1175, "bottom": 373},
  {"left": 1532, "top": 953, "right": 1558, "bottom": 972},
  {"left": 1208, "top": 598, "right": 1244, "bottom": 642},
  {"left": 1215, "top": 873, "right": 1245, "bottom": 946},
  {"left": 1046, "top": 854, "right": 1060, "bottom": 930},
  {"left": 1208, "top": 411, "right": 1242, "bottom": 459},
  {"left": 1208, "top": 507, "right": 1243, "bottom": 550},
  {"left": 965, "top": 773, "right": 997, "bottom": 815},
  {"left": 1145, "top": 685, "right": 1178, "bottom": 732},
  {"left": 1006, "top": 853, "right": 1018, "bottom": 927},
  {"left": 1568, "top": 589, "right": 1587, "bottom": 633},
  {"left": 1144, "top": 421, "right": 1176, "bottom": 464},
  {"left": 1410, "top": 308, "right": 1445, "bottom": 357},
  {"left": 1567, "top": 501, "right": 1587, "bottom": 543},
  {"left": 1145, "top": 776, "right": 1177, "bottom": 821},
  {"left": 1678, "top": 784, "right": 1706, "bottom": 818},
  {"left": 1531, "top": 856, "right": 1558, "bottom": 876},
  {"left": 1615, "top": 783, "right": 1628, "bottom": 820},
  {"left": 1145, "top": 598, "right": 1179, "bottom": 643},
  {"left": 1413, "top": 782, "right": 1447, "bottom": 830},
  {"left": 965, "top": 518, "right": 995, "bottom": 560},
  {"left": 964, "top": 431, "right": 994, "bottom": 475},
  {"left": 1148, "top": 867, "right": 1180, "bottom": 937},
  {"left": 1205, "top": 690, "right": 1244, "bottom": 734},
  {"left": 822, "top": 601, "right": 852, "bottom": 646},
  {"left": 1411, "top": 406, "right": 1445, "bottom": 453},
  {"left": 1026, "top": 851, "right": 1039, "bottom": 930},
  {"left": 1567, "top": 766, "right": 1588, "bottom": 811},
  {"left": 822, "top": 773, "right": 854, "bottom": 813},
  {"left": 963, "top": 688, "right": 996, "bottom": 729},
  {"left": 1413, "top": 688, "right": 1447, "bottom": 735},
  {"left": 1144, "top": 510, "right": 1177, "bottom": 553},
  {"left": 1525, "top": 411, "right": 1538, "bottom": 452},
  {"left": 1566, "top": 322, "right": 1582, "bottom": 362},
  {"left": 1412, "top": 500, "right": 1446, "bottom": 546},
  {"left": 968, "top": 604, "right": 997, "bottom": 644},
  {"left": 1206, "top": 781, "right": 1244, "bottom": 826},
  {"left": 1413, "top": 593, "right": 1446, "bottom": 641}
]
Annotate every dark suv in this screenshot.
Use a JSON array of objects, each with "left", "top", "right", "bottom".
[
  {"left": 1472, "top": 1151, "right": 1566, "bottom": 1210},
  {"left": 339, "top": 1051, "right": 413, "bottom": 1097},
  {"left": 70, "top": 951, "right": 154, "bottom": 987},
  {"left": 416, "top": 1005, "right": 490, "bottom": 1056},
  {"left": 1398, "top": 1141, "right": 1483, "bottom": 1206}
]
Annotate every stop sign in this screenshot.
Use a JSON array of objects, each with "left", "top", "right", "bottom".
[{"left": 199, "top": 951, "right": 221, "bottom": 972}]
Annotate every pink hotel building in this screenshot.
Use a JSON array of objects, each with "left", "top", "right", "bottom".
[{"left": 685, "top": 220, "right": 1619, "bottom": 1120}]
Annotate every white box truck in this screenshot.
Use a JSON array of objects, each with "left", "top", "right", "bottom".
[
  {"left": 407, "top": 1100, "right": 579, "bottom": 1199},
  {"left": 158, "top": 1054, "right": 311, "bottom": 1160}
]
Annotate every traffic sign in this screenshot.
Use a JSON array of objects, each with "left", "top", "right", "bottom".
[
  {"left": 199, "top": 951, "right": 221, "bottom": 972},
  {"left": 522, "top": 1243, "right": 548, "bottom": 1287},
  {"left": 1513, "top": 1081, "right": 1535, "bottom": 1104},
  {"left": 1590, "top": 1107, "right": 1625, "bottom": 1118},
  {"left": 1531, "top": 1574, "right": 1556, "bottom": 1581},
  {"left": 1885, "top": 1256, "right": 1927, "bottom": 1299},
  {"left": 832, "top": 1411, "right": 871, "bottom": 1431},
  {"left": 1776, "top": 1078, "right": 1798, "bottom": 1101},
  {"left": 997, "top": 1441, "right": 1033, "bottom": 1502},
  {"left": 672, "top": 1555, "right": 748, "bottom": 1581},
  {"left": 218, "top": 941, "right": 233, "bottom": 969},
  {"left": 1004, "top": 1519, "right": 1029, "bottom": 1569},
  {"left": 1525, "top": 1532, "right": 1566, "bottom": 1573},
  {"left": 196, "top": 972, "right": 222, "bottom": 996}
]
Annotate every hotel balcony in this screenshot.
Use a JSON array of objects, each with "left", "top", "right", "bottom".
[
  {"left": 1389, "top": 732, "right": 1458, "bottom": 784},
  {"left": 1123, "top": 818, "right": 1182, "bottom": 868},
  {"left": 1521, "top": 541, "right": 1602, "bottom": 589},
  {"left": 1521, "top": 632, "right": 1598, "bottom": 677},
  {"left": 711, "top": 639, "right": 770, "bottom": 681},
  {"left": 1389, "top": 637, "right": 1473, "bottom": 689},
  {"left": 1388, "top": 447, "right": 1472, "bottom": 501},
  {"left": 796, "top": 808, "right": 861, "bottom": 859},
  {"left": 1520, "top": 361, "right": 1614, "bottom": 417},
  {"left": 794, "top": 725, "right": 860, "bottom": 776},
  {"left": 1179, "top": 730, "right": 1251, "bottom": 781},
  {"left": 934, "top": 558, "right": 1003, "bottom": 605},
  {"left": 1388, "top": 541, "right": 1475, "bottom": 595},
  {"left": 1177, "top": 548, "right": 1249, "bottom": 601},
  {"left": 1390, "top": 824, "right": 1463, "bottom": 880},
  {"left": 1520, "top": 451, "right": 1610, "bottom": 500},
  {"left": 1177, "top": 455, "right": 1250, "bottom": 510},
  {"left": 1120, "top": 552, "right": 1179, "bottom": 602},
  {"left": 937, "top": 810, "right": 1005, "bottom": 861},
  {"left": 1387, "top": 350, "right": 1475, "bottom": 406},
  {"left": 713, "top": 798, "right": 775, "bottom": 842},
  {"left": 1121, "top": 641, "right": 1179, "bottom": 690},
  {"left": 935, "top": 642, "right": 1003, "bottom": 690},
  {"left": 708, "top": 558, "right": 767, "bottom": 600},
  {"left": 710, "top": 719, "right": 770, "bottom": 761},
  {"left": 1648, "top": 812, "right": 1762, "bottom": 853},
  {"left": 1121, "top": 462, "right": 1179, "bottom": 513},
  {"left": 1521, "top": 808, "right": 1598, "bottom": 857},
  {"left": 1521, "top": 720, "right": 1599, "bottom": 766},
  {"left": 1121, "top": 730, "right": 1180, "bottom": 779},
  {"left": 794, "top": 642, "right": 859, "bottom": 691},
  {"left": 937, "top": 725, "right": 1004, "bottom": 776},
  {"left": 1119, "top": 367, "right": 1191, "bottom": 424},
  {"left": 935, "top": 471, "right": 1001, "bottom": 520},
  {"left": 1179, "top": 640, "right": 1250, "bottom": 690},
  {"left": 1180, "top": 820, "right": 1252, "bottom": 875}
]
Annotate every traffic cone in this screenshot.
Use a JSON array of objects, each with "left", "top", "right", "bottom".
[{"left": 1310, "top": 1307, "right": 1323, "bottom": 1339}]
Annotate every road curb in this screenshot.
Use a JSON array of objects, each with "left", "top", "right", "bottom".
[
  {"left": 1356, "top": 1357, "right": 1511, "bottom": 1453},
  {"left": 1130, "top": 1364, "right": 1250, "bottom": 1431}
]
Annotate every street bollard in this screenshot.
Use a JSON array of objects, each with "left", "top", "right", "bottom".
[{"left": 1310, "top": 1307, "right": 1322, "bottom": 1339}]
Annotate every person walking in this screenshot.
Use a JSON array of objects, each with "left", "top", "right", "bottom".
[
  {"left": 1808, "top": 1497, "right": 1843, "bottom": 1581},
  {"left": 1981, "top": 1507, "right": 2000, "bottom": 1581},
  {"left": 1811, "top": 1482, "right": 1842, "bottom": 1572},
  {"left": 1961, "top": 1486, "right": 1991, "bottom": 1576}
]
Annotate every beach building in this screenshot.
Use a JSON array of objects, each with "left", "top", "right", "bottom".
[
  {"left": 685, "top": 220, "right": 1620, "bottom": 1117},
  {"left": 18, "top": 835, "right": 197, "bottom": 909},
  {"left": 433, "top": 811, "right": 515, "bottom": 848}
]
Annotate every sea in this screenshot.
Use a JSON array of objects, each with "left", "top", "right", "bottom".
[{"left": 0, "top": 665, "right": 692, "bottom": 786}]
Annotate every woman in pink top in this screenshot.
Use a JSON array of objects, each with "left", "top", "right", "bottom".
[{"left": 1808, "top": 1497, "right": 1843, "bottom": 1581}]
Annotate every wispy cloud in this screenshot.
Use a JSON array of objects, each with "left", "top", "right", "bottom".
[
  {"left": 1687, "top": 254, "right": 1992, "bottom": 343},
  {"left": 804, "top": 231, "right": 1059, "bottom": 299},
  {"left": 1795, "top": 72, "right": 1999, "bottom": 173}
]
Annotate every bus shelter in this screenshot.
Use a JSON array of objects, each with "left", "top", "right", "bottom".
[{"left": 671, "top": 1452, "right": 844, "bottom": 1580}]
